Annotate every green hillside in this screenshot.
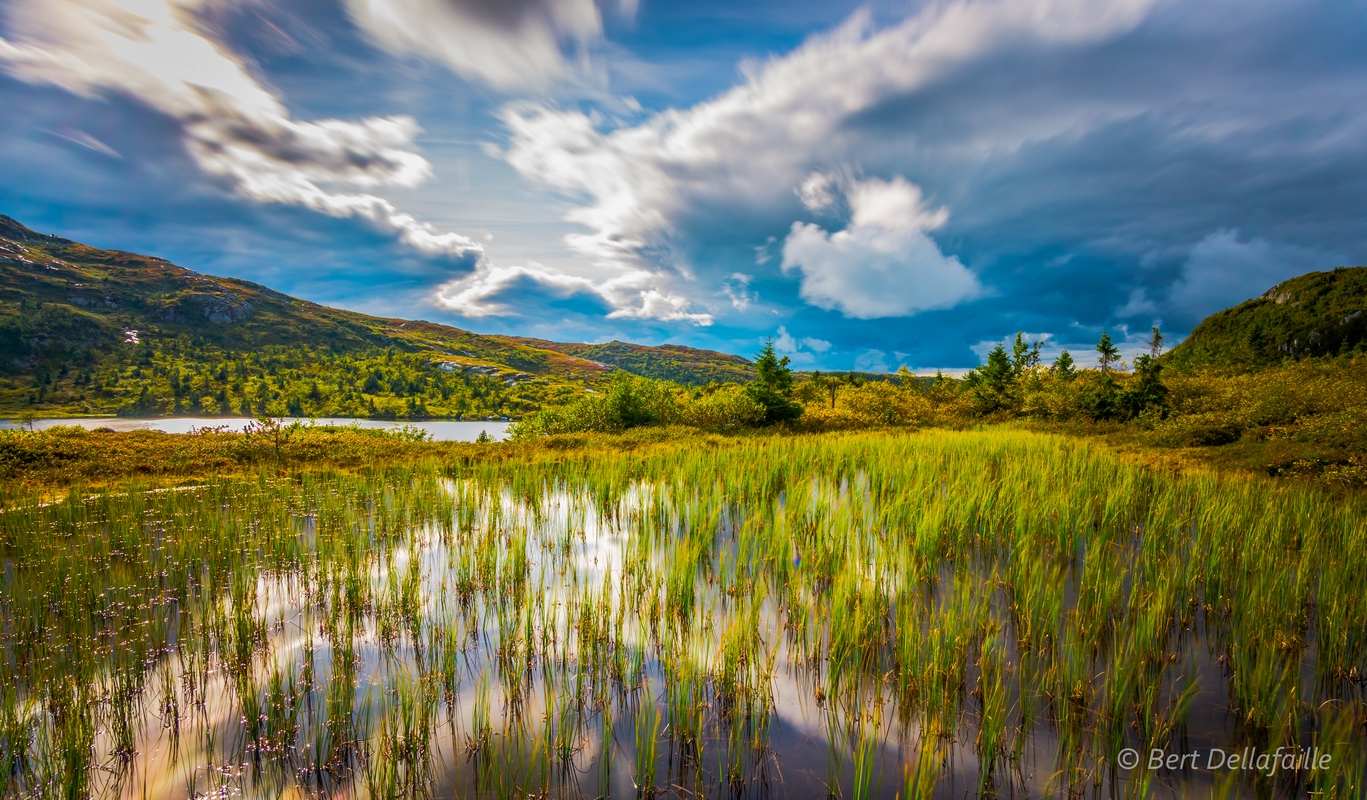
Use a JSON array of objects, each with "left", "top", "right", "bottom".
[
  {"left": 1167, "top": 266, "right": 1367, "bottom": 370},
  {"left": 0, "top": 216, "right": 743, "bottom": 418},
  {"left": 505, "top": 338, "right": 755, "bottom": 385}
]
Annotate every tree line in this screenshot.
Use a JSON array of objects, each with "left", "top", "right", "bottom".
[
  {"left": 2, "top": 338, "right": 578, "bottom": 419},
  {"left": 512, "top": 330, "right": 1175, "bottom": 437}
]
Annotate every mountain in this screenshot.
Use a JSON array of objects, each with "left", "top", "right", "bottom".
[
  {"left": 1167, "top": 267, "right": 1367, "bottom": 370},
  {"left": 504, "top": 338, "right": 755, "bottom": 385},
  {"left": 0, "top": 216, "right": 748, "bottom": 417}
]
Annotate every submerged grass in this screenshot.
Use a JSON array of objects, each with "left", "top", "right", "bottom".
[{"left": 0, "top": 429, "right": 1363, "bottom": 799}]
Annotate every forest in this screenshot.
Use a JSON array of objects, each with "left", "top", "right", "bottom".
[{"left": 2, "top": 336, "right": 579, "bottom": 421}]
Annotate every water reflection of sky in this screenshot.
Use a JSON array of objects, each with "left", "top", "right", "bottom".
[
  {"left": 0, "top": 417, "right": 511, "bottom": 441},
  {"left": 37, "top": 474, "right": 1270, "bottom": 800}
]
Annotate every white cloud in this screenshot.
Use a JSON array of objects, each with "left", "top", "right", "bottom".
[
  {"left": 342, "top": 0, "right": 603, "bottom": 90},
  {"left": 723, "top": 273, "right": 755, "bottom": 310},
  {"left": 969, "top": 332, "right": 1055, "bottom": 364},
  {"left": 855, "top": 349, "right": 889, "bottom": 372},
  {"left": 773, "top": 325, "right": 798, "bottom": 353},
  {"left": 770, "top": 326, "right": 822, "bottom": 365},
  {"left": 44, "top": 127, "right": 121, "bottom": 158},
  {"left": 780, "top": 176, "right": 981, "bottom": 318},
  {"left": 847, "top": 176, "right": 949, "bottom": 233},
  {"left": 798, "top": 172, "right": 838, "bottom": 213},
  {"left": 432, "top": 262, "right": 712, "bottom": 324},
  {"left": 753, "top": 237, "right": 776, "bottom": 266},
  {"left": 621, "top": 289, "right": 714, "bottom": 324},
  {"left": 498, "top": 0, "right": 1159, "bottom": 323},
  {"left": 433, "top": 263, "right": 599, "bottom": 316},
  {"left": 769, "top": 326, "right": 830, "bottom": 367},
  {"left": 0, "top": 0, "right": 481, "bottom": 259}
]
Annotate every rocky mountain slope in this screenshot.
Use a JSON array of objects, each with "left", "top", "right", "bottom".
[{"left": 1167, "top": 267, "right": 1367, "bottom": 369}]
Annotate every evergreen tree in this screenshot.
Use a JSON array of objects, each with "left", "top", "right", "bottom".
[
  {"left": 1119, "top": 353, "right": 1169, "bottom": 419},
  {"left": 1052, "top": 349, "right": 1076, "bottom": 379},
  {"left": 1096, "top": 331, "right": 1121, "bottom": 372},
  {"left": 1080, "top": 373, "right": 1122, "bottom": 420},
  {"left": 748, "top": 339, "right": 802, "bottom": 424},
  {"left": 1010, "top": 332, "right": 1042, "bottom": 376},
  {"left": 1246, "top": 323, "right": 1270, "bottom": 364},
  {"left": 1147, "top": 326, "right": 1165, "bottom": 358},
  {"left": 970, "top": 342, "right": 1018, "bottom": 414}
]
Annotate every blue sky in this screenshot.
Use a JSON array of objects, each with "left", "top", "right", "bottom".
[{"left": 3, "top": 0, "right": 1366, "bottom": 371}]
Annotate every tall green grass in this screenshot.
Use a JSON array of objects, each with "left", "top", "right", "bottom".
[{"left": 0, "top": 430, "right": 1362, "bottom": 798}]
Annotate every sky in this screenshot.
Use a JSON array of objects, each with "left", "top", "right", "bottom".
[{"left": 2, "top": 0, "right": 1366, "bottom": 372}]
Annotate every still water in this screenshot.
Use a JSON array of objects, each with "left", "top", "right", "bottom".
[{"left": 0, "top": 416, "right": 511, "bottom": 441}]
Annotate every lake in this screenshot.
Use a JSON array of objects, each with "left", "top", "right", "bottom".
[{"left": 0, "top": 415, "right": 511, "bottom": 441}]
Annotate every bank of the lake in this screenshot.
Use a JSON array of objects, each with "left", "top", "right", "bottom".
[
  {"left": 0, "top": 420, "right": 542, "bottom": 489},
  {"left": 0, "top": 416, "right": 510, "bottom": 441}
]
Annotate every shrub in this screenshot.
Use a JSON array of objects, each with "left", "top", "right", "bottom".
[
  {"left": 680, "top": 384, "right": 764, "bottom": 431},
  {"left": 801, "top": 381, "right": 933, "bottom": 429}
]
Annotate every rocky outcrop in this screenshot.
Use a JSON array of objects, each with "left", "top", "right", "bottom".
[
  {"left": 67, "top": 295, "right": 119, "bottom": 308},
  {"left": 153, "top": 291, "right": 254, "bottom": 324}
]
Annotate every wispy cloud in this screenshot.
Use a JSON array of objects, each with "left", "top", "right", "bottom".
[
  {"left": 43, "top": 127, "right": 120, "bottom": 158},
  {"left": 343, "top": 0, "right": 607, "bottom": 90},
  {"left": 0, "top": 0, "right": 482, "bottom": 259}
]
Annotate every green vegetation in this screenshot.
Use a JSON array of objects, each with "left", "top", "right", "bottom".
[
  {"left": 1, "top": 336, "right": 575, "bottom": 420},
  {"left": 0, "top": 422, "right": 464, "bottom": 487},
  {"left": 510, "top": 339, "right": 801, "bottom": 437},
  {"left": 509, "top": 374, "right": 765, "bottom": 437},
  {"left": 748, "top": 338, "right": 803, "bottom": 424},
  {"left": 503, "top": 337, "right": 755, "bottom": 385},
  {"left": 1167, "top": 266, "right": 1367, "bottom": 369},
  {"left": 508, "top": 324, "right": 1367, "bottom": 489},
  {"left": 1, "top": 431, "right": 1363, "bottom": 799},
  {"left": 0, "top": 216, "right": 749, "bottom": 417}
]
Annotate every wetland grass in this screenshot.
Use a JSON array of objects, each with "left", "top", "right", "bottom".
[{"left": 0, "top": 430, "right": 1363, "bottom": 798}]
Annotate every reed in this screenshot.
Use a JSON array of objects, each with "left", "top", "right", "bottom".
[{"left": 0, "top": 429, "right": 1362, "bottom": 798}]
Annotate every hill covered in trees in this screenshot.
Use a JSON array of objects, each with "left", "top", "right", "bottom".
[
  {"left": 503, "top": 338, "right": 755, "bottom": 385},
  {"left": 1166, "top": 266, "right": 1367, "bottom": 369},
  {"left": 0, "top": 216, "right": 744, "bottom": 418}
]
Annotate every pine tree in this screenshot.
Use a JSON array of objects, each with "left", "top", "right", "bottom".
[
  {"left": 1096, "top": 332, "right": 1121, "bottom": 372},
  {"left": 748, "top": 339, "right": 802, "bottom": 424},
  {"left": 1052, "top": 349, "right": 1076, "bottom": 380},
  {"left": 971, "top": 342, "right": 1018, "bottom": 414},
  {"left": 1010, "top": 333, "right": 1041, "bottom": 376},
  {"left": 1121, "top": 353, "right": 1169, "bottom": 419},
  {"left": 1146, "top": 326, "right": 1164, "bottom": 358}
]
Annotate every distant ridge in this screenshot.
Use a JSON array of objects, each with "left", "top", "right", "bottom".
[
  {"left": 505, "top": 338, "right": 754, "bottom": 385},
  {"left": 1167, "top": 267, "right": 1367, "bottom": 369},
  {"left": 0, "top": 215, "right": 755, "bottom": 414}
]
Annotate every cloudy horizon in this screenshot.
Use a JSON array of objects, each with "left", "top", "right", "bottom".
[{"left": 3, "top": 0, "right": 1365, "bottom": 371}]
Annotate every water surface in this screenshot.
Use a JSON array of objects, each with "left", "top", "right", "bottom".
[
  {"left": 0, "top": 416, "right": 510, "bottom": 440},
  {"left": 0, "top": 432, "right": 1361, "bottom": 799}
]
